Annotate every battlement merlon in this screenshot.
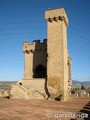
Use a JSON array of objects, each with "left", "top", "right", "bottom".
[
  {"left": 45, "top": 8, "right": 69, "bottom": 26},
  {"left": 23, "top": 41, "right": 35, "bottom": 53},
  {"left": 68, "top": 57, "right": 72, "bottom": 65},
  {"left": 23, "top": 39, "right": 47, "bottom": 53}
]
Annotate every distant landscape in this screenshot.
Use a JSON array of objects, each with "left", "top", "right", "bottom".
[
  {"left": 0, "top": 80, "right": 90, "bottom": 84},
  {"left": 0, "top": 80, "right": 90, "bottom": 91},
  {"left": 72, "top": 80, "right": 90, "bottom": 87}
]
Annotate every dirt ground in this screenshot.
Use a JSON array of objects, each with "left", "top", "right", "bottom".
[{"left": 0, "top": 97, "right": 90, "bottom": 120}]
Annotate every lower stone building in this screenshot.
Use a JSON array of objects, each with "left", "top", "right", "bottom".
[{"left": 11, "top": 7, "right": 72, "bottom": 101}]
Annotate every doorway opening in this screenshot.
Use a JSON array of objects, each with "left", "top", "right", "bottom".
[{"left": 34, "top": 65, "right": 46, "bottom": 78}]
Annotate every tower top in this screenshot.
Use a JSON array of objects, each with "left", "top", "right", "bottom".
[{"left": 45, "top": 8, "right": 68, "bottom": 26}]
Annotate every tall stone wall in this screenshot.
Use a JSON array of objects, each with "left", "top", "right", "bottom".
[{"left": 45, "top": 8, "right": 69, "bottom": 100}]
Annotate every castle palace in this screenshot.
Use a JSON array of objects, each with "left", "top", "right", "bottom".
[{"left": 11, "top": 8, "right": 72, "bottom": 101}]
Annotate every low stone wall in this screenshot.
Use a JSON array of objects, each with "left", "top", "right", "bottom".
[
  {"left": 22, "top": 79, "right": 45, "bottom": 89},
  {"left": 0, "top": 89, "right": 10, "bottom": 97},
  {"left": 69, "top": 90, "right": 90, "bottom": 98},
  {"left": 22, "top": 79, "right": 46, "bottom": 99},
  {"left": 10, "top": 83, "right": 28, "bottom": 99},
  {"left": 10, "top": 79, "right": 47, "bottom": 99}
]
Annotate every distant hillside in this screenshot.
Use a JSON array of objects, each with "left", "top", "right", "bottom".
[
  {"left": 0, "top": 81, "right": 17, "bottom": 90},
  {"left": 0, "top": 80, "right": 90, "bottom": 88},
  {"left": 0, "top": 81, "right": 17, "bottom": 84},
  {"left": 72, "top": 80, "right": 90, "bottom": 87}
]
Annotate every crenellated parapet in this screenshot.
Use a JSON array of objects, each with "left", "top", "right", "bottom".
[
  {"left": 23, "top": 39, "right": 47, "bottom": 54},
  {"left": 68, "top": 57, "right": 72, "bottom": 65},
  {"left": 23, "top": 41, "right": 35, "bottom": 54},
  {"left": 45, "top": 8, "right": 69, "bottom": 26}
]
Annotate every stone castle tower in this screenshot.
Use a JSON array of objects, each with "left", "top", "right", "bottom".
[
  {"left": 11, "top": 8, "right": 72, "bottom": 101},
  {"left": 45, "top": 8, "right": 71, "bottom": 100}
]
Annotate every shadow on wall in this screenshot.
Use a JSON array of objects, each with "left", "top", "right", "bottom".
[
  {"left": 33, "top": 65, "right": 46, "bottom": 78},
  {"left": 79, "top": 101, "right": 90, "bottom": 120},
  {"left": 70, "top": 101, "right": 90, "bottom": 120},
  {"left": 44, "top": 78, "right": 50, "bottom": 100},
  {"left": 33, "top": 40, "right": 47, "bottom": 79}
]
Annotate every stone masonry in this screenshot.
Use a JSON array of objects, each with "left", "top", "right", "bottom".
[{"left": 10, "top": 8, "right": 72, "bottom": 101}]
